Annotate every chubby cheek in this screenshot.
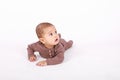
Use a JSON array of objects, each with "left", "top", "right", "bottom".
[{"left": 46, "top": 37, "right": 53, "bottom": 42}]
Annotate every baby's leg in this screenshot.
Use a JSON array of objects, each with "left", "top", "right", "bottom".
[{"left": 60, "top": 39, "right": 73, "bottom": 50}]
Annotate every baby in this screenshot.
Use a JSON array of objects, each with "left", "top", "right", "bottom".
[{"left": 27, "top": 22, "right": 73, "bottom": 66}]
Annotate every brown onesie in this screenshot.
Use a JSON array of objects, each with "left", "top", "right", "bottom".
[{"left": 27, "top": 38, "right": 73, "bottom": 65}]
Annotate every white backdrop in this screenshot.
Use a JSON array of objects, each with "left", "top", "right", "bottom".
[{"left": 0, "top": 0, "right": 120, "bottom": 80}]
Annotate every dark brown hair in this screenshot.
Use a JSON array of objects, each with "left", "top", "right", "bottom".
[{"left": 36, "top": 22, "right": 54, "bottom": 38}]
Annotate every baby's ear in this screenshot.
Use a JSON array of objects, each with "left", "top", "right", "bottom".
[{"left": 39, "top": 38, "right": 45, "bottom": 44}]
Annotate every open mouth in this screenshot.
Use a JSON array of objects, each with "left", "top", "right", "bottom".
[{"left": 55, "top": 38, "right": 58, "bottom": 42}]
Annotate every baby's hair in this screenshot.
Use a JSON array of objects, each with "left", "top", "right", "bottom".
[{"left": 36, "top": 22, "right": 54, "bottom": 38}]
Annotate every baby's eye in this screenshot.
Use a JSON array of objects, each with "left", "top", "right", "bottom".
[{"left": 49, "top": 33, "right": 53, "bottom": 36}]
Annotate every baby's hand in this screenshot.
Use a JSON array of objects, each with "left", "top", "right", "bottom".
[
  {"left": 29, "top": 55, "right": 36, "bottom": 62},
  {"left": 36, "top": 60, "right": 47, "bottom": 66}
]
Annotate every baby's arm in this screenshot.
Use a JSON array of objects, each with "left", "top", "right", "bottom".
[
  {"left": 36, "top": 52, "right": 64, "bottom": 66},
  {"left": 46, "top": 52, "right": 64, "bottom": 65},
  {"left": 27, "top": 45, "right": 37, "bottom": 62},
  {"left": 46, "top": 43, "right": 65, "bottom": 65}
]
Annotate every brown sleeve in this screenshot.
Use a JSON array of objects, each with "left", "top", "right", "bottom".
[
  {"left": 46, "top": 52, "right": 64, "bottom": 65},
  {"left": 27, "top": 44, "right": 36, "bottom": 59},
  {"left": 46, "top": 43, "right": 65, "bottom": 65}
]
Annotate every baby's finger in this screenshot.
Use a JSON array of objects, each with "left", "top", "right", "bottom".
[
  {"left": 29, "top": 57, "right": 36, "bottom": 62},
  {"left": 36, "top": 62, "right": 41, "bottom": 66}
]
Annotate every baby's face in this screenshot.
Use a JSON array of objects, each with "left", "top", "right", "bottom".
[{"left": 41, "top": 26, "right": 60, "bottom": 48}]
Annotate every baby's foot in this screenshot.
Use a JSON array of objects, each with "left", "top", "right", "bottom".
[{"left": 65, "top": 40, "right": 73, "bottom": 50}]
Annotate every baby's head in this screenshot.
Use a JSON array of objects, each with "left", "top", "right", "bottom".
[
  {"left": 36, "top": 22, "right": 60, "bottom": 48},
  {"left": 36, "top": 22, "right": 54, "bottom": 38}
]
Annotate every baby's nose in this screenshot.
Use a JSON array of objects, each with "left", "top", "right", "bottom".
[{"left": 54, "top": 34, "right": 59, "bottom": 37}]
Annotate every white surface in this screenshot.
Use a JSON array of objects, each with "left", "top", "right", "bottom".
[{"left": 0, "top": 0, "right": 120, "bottom": 80}]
